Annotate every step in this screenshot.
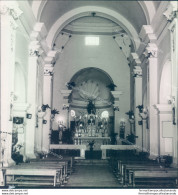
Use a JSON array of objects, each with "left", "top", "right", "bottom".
[{"left": 74, "top": 159, "right": 109, "bottom": 165}]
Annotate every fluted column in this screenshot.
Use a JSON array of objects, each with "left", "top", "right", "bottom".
[
  {"left": 0, "top": 1, "right": 23, "bottom": 166},
  {"left": 42, "top": 64, "right": 54, "bottom": 153}
]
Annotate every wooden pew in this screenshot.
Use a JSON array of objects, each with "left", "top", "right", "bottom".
[
  {"left": 17, "top": 163, "right": 65, "bottom": 183},
  {"left": 117, "top": 160, "right": 157, "bottom": 179},
  {"left": 28, "top": 161, "right": 68, "bottom": 181},
  {"left": 30, "top": 157, "right": 73, "bottom": 175},
  {"left": 130, "top": 169, "right": 178, "bottom": 187},
  {"left": 123, "top": 165, "right": 177, "bottom": 186},
  {"left": 5, "top": 168, "right": 60, "bottom": 187}
]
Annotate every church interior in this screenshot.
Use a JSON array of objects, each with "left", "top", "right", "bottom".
[{"left": 0, "top": 0, "right": 178, "bottom": 189}]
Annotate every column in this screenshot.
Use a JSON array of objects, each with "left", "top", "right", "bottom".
[
  {"left": 42, "top": 64, "right": 54, "bottom": 153},
  {"left": 133, "top": 66, "right": 143, "bottom": 151},
  {"left": 0, "top": 1, "right": 23, "bottom": 166},
  {"left": 144, "top": 43, "right": 159, "bottom": 159},
  {"left": 111, "top": 91, "right": 123, "bottom": 143},
  {"left": 167, "top": 2, "right": 178, "bottom": 165},
  {"left": 25, "top": 41, "right": 40, "bottom": 159}
]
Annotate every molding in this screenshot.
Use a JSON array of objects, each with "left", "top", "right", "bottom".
[
  {"left": 139, "top": 25, "right": 156, "bottom": 44},
  {"left": 60, "top": 90, "right": 72, "bottom": 99},
  {"left": 131, "top": 53, "right": 141, "bottom": 66},
  {"left": 111, "top": 91, "right": 123, "bottom": 100}
]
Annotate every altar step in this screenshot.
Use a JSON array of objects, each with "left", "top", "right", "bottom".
[{"left": 74, "top": 159, "right": 109, "bottom": 165}]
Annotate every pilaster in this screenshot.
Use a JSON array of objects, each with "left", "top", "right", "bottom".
[
  {"left": 0, "top": 1, "right": 23, "bottom": 167},
  {"left": 42, "top": 64, "right": 54, "bottom": 153},
  {"left": 168, "top": 8, "right": 178, "bottom": 164},
  {"left": 143, "top": 43, "right": 159, "bottom": 159},
  {"left": 131, "top": 53, "right": 143, "bottom": 151},
  {"left": 111, "top": 91, "right": 123, "bottom": 140}
]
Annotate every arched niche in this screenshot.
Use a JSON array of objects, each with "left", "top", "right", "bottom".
[
  {"left": 14, "top": 62, "right": 26, "bottom": 103},
  {"left": 159, "top": 59, "right": 172, "bottom": 104},
  {"left": 69, "top": 67, "right": 114, "bottom": 110}
]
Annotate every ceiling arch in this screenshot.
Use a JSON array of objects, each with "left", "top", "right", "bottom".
[
  {"left": 32, "top": 1, "right": 156, "bottom": 25},
  {"left": 45, "top": 6, "right": 141, "bottom": 50},
  {"left": 31, "top": 1, "right": 158, "bottom": 50}
]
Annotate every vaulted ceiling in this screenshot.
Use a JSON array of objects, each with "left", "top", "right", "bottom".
[
  {"left": 30, "top": 0, "right": 161, "bottom": 49},
  {"left": 39, "top": 1, "right": 147, "bottom": 33}
]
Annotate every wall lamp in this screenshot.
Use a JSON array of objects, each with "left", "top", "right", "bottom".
[
  {"left": 43, "top": 120, "right": 47, "bottom": 124},
  {"left": 26, "top": 113, "right": 32, "bottom": 119}
]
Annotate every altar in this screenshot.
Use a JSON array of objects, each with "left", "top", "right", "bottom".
[{"left": 74, "top": 137, "right": 111, "bottom": 150}]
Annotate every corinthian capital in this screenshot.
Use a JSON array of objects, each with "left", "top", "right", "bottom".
[
  {"left": 29, "top": 41, "right": 42, "bottom": 57},
  {"left": 133, "top": 66, "right": 142, "bottom": 78},
  {"left": 143, "top": 43, "right": 158, "bottom": 58},
  {"left": 163, "top": 2, "right": 178, "bottom": 22},
  {"left": 0, "top": 1, "right": 23, "bottom": 20},
  {"left": 44, "top": 64, "right": 54, "bottom": 76}
]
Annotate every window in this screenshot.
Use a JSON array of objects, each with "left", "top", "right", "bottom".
[{"left": 85, "top": 36, "right": 99, "bottom": 46}]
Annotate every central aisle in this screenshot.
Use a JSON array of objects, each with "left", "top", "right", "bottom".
[{"left": 65, "top": 160, "right": 120, "bottom": 188}]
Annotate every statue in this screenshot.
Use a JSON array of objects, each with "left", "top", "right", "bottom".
[{"left": 87, "top": 100, "right": 96, "bottom": 114}]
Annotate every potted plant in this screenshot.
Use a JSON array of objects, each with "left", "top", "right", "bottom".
[
  {"left": 106, "top": 83, "right": 117, "bottom": 91},
  {"left": 41, "top": 104, "right": 50, "bottom": 112},
  {"left": 136, "top": 105, "right": 143, "bottom": 113},
  {"left": 66, "top": 82, "right": 75, "bottom": 90},
  {"left": 125, "top": 110, "right": 134, "bottom": 119},
  {"left": 51, "top": 108, "right": 59, "bottom": 115}
]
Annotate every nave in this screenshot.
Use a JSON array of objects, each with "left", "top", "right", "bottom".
[{"left": 1, "top": 151, "right": 178, "bottom": 189}]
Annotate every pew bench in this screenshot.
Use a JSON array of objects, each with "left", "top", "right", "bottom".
[
  {"left": 130, "top": 169, "right": 178, "bottom": 187},
  {"left": 116, "top": 160, "right": 158, "bottom": 179},
  {"left": 17, "top": 163, "right": 65, "bottom": 183},
  {"left": 5, "top": 168, "right": 60, "bottom": 187},
  {"left": 28, "top": 161, "right": 68, "bottom": 180},
  {"left": 123, "top": 165, "right": 178, "bottom": 186}
]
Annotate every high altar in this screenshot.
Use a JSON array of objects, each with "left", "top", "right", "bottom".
[{"left": 73, "top": 112, "right": 111, "bottom": 150}]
